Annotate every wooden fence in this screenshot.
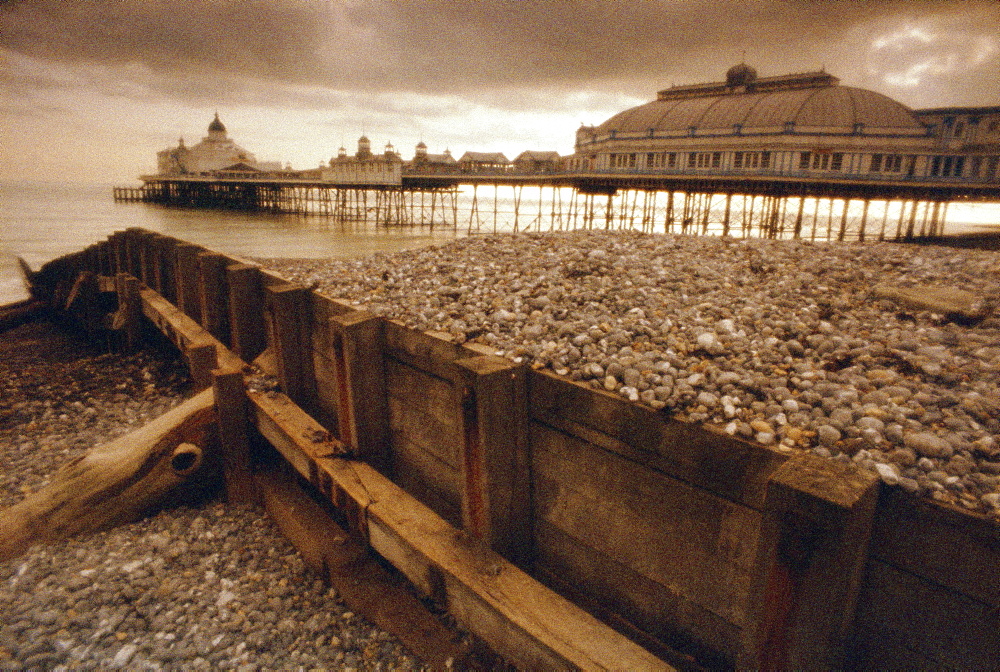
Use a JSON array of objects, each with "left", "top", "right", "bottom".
[{"left": 28, "top": 227, "right": 999, "bottom": 669}]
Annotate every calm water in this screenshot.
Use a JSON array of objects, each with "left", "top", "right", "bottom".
[
  {"left": 0, "top": 181, "right": 464, "bottom": 304},
  {"left": 3, "top": 179, "right": 998, "bottom": 306}
]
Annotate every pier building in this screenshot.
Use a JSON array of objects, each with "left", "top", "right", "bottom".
[
  {"left": 156, "top": 113, "right": 269, "bottom": 175},
  {"left": 120, "top": 65, "right": 999, "bottom": 240},
  {"left": 566, "top": 63, "right": 1000, "bottom": 188}
]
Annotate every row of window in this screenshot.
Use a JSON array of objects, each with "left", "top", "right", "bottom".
[{"left": 592, "top": 150, "right": 999, "bottom": 180}]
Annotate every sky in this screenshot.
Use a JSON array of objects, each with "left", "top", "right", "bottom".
[{"left": 1, "top": 0, "right": 999, "bottom": 184}]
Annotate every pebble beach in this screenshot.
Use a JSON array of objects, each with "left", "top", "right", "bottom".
[
  {"left": 2, "top": 229, "right": 1000, "bottom": 670},
  {"left": 0, "top": 322, "right": 427, "bottom": 670},
  {"left": 259, "top": 230, "right": 1000, "bottom": 517}
]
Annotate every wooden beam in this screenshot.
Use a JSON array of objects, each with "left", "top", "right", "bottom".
[
  {"left": 245, "top": 386, "right": 670, "bottom": 670},
  {"left": 256, "top": 469, "right": 471, "bottom": 670},
  {"left": 0, "top": 299, "right": 45, "bottom": 333},
  {"left": 226, "top": 263, "right": 267, "bottom": 362},
  {"left": 326, "top": 309, "right": 390, "bottom": 470},
  {"left": 139, "top": 286, "right": 244, "bottom": 374},
  {"left": 0, "top": 388, "right": 217, "bottom": 561},
  {"left": 453, "top": 355, "right": 530, "bottom": 564},
  {"left": 743, "top": 452, "right": 879, "bottom": 670},
  {"left": 212, "top": 368, "right": 255, "bottom": 504},
  {"left": 265, "top": 283, "right": 315, "bottom": 405},
  {"left": 174, "top": 243, "right": 204, "bottom": 321}
]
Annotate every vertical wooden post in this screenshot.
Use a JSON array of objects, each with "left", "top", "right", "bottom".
[
  {"left": 110, "top": 231, "right": 128, "bottom": 276},
  {"left": 138, "top": 230, "right": 161, "bottom": 292},
  {"left": 155, "top": 235, "right": 178, "bottom": 305},
  {"left": 212, "top": 367, "right": 255, "bottom": 504},
  {"left": 198, "top": 251, "right": 230, "bottom": 343},
  {"left": 124, "top": 228, "right": 143, "bottom": 280},
  {"left": 743, "top": 453, "right": 879, "bottom": 670},
  {"left": 114, "top": 273, "right": 142, "bottom": 353},
  {"left": 175, "top": 243, "right": 203, "bottom": 321},
  {"left": 226, "top": 263, "right": 267, "bottom": 363},
  {"left": 452, "top": 355, "right": 530, "bottom": 565},
  {"left": 187, "top": 342, "right": 218, "bottom": 391},
  {"left": 329, "top": 310, "right": 389, "bottom": 471},
  {"left": 266, "top": 284, "right": 314, "bottom": 405}
]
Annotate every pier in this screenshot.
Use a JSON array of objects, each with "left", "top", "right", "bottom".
[{"left": 115, "top": 167, "right": 999, "bottom": 242}]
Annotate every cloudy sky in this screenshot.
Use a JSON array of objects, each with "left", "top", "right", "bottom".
[{"left": 2, "top": 0, "right": 998, "bottom": 184}]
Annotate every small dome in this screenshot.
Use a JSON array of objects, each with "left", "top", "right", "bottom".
[
  {"left": 208, "top": 113, "right": 226, "bottom": 134},
  {"left": 726, "top": 63, "right": 757, "bottom": 87},
  {"left": 416, "top": 141, "right": 427, "bottom": 149}
]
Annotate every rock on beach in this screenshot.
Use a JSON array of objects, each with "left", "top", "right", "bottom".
[
  {"left": 258, "top": 230, "right": 1000, "bottom": 515},
  {"left": 0, "top": 322, "right": 427, "bottom": 669}
]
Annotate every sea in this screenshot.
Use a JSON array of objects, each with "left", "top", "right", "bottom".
[
  {"left": 0, "top": 180, "right": 465, "bottom": 305},
  {"left": 2, "top": 179, "right": 999, "bottom": 306}
]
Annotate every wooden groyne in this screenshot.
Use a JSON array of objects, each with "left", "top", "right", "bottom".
[{"left": 15, "top": 228, "right": 1000, "bottom": 669}]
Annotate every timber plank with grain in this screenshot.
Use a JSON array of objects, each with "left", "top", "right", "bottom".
[
  {"left": 390, "top": 433, "right": 463, "bottom": 527},
  {"left": 246, "top": 383, "right": 669, "bottom": 669},
  {"left": 383, "top": 320, "right": 479, "bottom": 380},
  {"left": 534, "top": 519, "right": 742, "bottom": 668},
  {"left": 336, "top": 459, "right": 673, "bottom": 671},
  {"left": 531, "top": 422, "right": 759, "bottom": 627},
  {"left": 851, "top": 558, "right": 1000, "bottom": 668},
  {"left": 530, "top": 371, "right": 785, "bottom": 509},
  {"left": 256, "top": 469, "right": 470, "bottom": 670},
  {"left": 868, "top": 487, "right": 1000, "bottom": 607},
  {"left": 139, "top": 287, "right": 244, "bottom": 373},
  {"left": 0, "top": 388, "right": 216, "bottom": 561},
  {"left": 0, "top": 298, "right": 46, "bottom": 332},
  {"left": 386, "top": 358, "right": 460, "bottom": 464}
]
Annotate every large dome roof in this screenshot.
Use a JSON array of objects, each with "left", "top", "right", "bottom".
[{"left": 597, "top": 84, "right": 927, "bottom": 136}]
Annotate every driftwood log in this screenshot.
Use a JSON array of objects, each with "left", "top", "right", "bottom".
[{"left": 0, "top": 388, "right": 218, "bottom": 562}]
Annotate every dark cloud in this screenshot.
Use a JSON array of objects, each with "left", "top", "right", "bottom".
[{"left": 1, "top": 0, "right": 998, "bottom": 109}]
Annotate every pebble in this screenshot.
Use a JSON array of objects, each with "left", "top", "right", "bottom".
[
  {"left": 258, "top": 231, "right": 1000, "bottom": 516},
  {"left": 0, "top": 322, "right": 431, "bottom": 670}
]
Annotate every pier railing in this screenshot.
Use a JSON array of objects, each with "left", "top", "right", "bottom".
[{"left": 32, "top": 228, "right": 1000, "bottom": 669}]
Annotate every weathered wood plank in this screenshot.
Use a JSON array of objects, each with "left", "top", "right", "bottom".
[
  {"left": 0, "top": 389, "right": 217, "bottom": 561},
  {"left": 384, "top": 320, "right": 477, "bottom": 380},
  {"left": 868, "top": 487, "right": 1000, "bottom": 607},
  {"left": 851, "top": 558, "right": 1000, "bottom": 669},
  {"left": 112, "top": 273, "right": 142, "bottom": 352},
  {"left": 326, "top": 309, "right": 389, "bottom": 468},
  {"left": 138, "top": 287, "right": 244, "bottom": 373},
  {"left": 225, "top": 263, "right": 267, "bottom": 363},
  {"left": 386, "top": 358, "right": 460, "bottom": 466},
  {"left": 531, "top": 422, "right": 760, "bottom": 627},
  {"left": 453, "top": 355, "right": 530, "bottom": 564},
  {"left": 387, "top": 384, "right": 459, "bottom": 467},
  {"left": 529, "top": 370, "right": 785, "bottom": 509},
  {"left": 198, "top": 251, "right": 231, "bottom": 343},
  {"left": 391, "top": 435, "right": 462, "bottom": 526},
  {"left": 265, "top": 283, "right": 315, "bottom": 406},
  {"left": 174, "top": 243, "right": 204, "bottom": 321},
  {"left": 534, "top": 519, "right": 741, "bottom": 669},
  {"left": 243, "top": 385, "right": 668, "bottom": 669},
  {"left": 349, "top": 461, "right": 673, "bottom": 671},
  {"left": 256, "top": 469, "right": 470, "bottom": 670},
  {"left": 213, "top": 368, "right": 255, "bottom": 504},
  {"left": 0, "top": 299, "right": 45, "bottom": 333},
  {"left": 248, "top": 388, "right": 347, "bottom": 481},
  {"left": 745, "top": 452, "right": 879, "bottom": 670}
]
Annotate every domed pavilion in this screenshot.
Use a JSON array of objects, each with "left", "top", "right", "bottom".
[{"left": 569, "top": 64, "right": 999, "bottom": 183}]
